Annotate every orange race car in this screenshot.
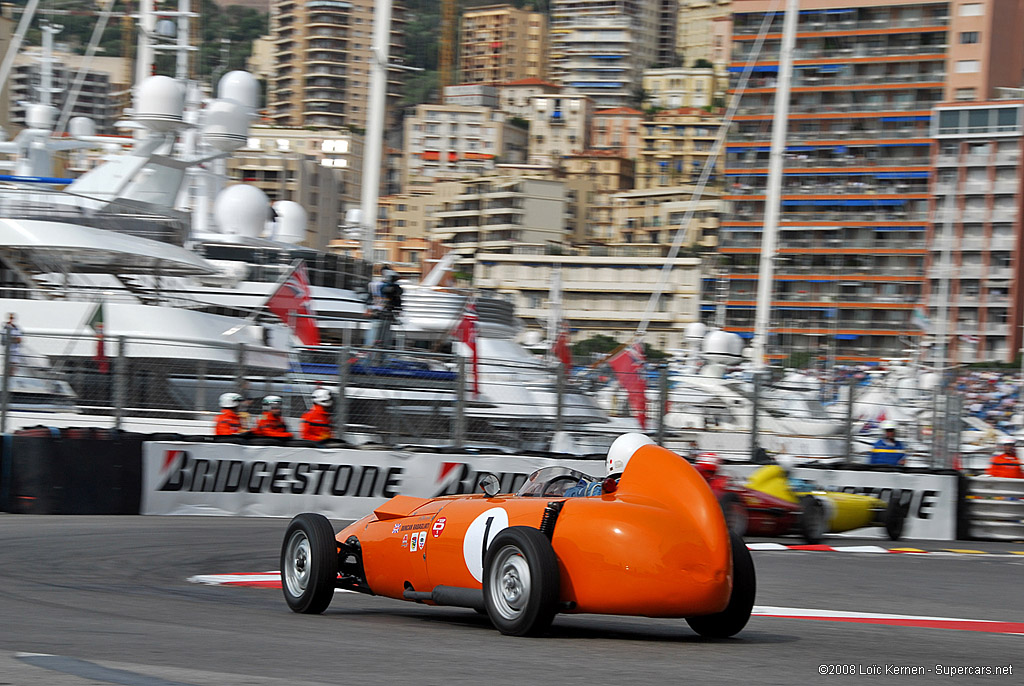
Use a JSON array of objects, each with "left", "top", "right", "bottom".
[{"left": 280, "top": 434, "right": 756, "bottom": 637}]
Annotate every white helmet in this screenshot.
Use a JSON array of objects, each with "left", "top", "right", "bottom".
[
  {"left": 312, "top": 388, "right": 333, "bottom": 407},
  {"left": 998, "top": 435, "right": 1016, "bottom": 447},
  {"left": 219, "top": 392, "right": 242, "bottom": 409},
  {"left": 607, "top": 433, "right": 655, "bottom": 476},
  {"left": 880, "top": 420, "right": 897, "bottom": 431},
  {"left": 263, "top": 395, "right": 283, "bottom": 408}
]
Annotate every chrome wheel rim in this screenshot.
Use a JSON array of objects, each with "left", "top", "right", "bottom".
[
  {"left": 283, "top": 531, "right": 311, "bottom": 598},
  {"left": 489, "top": 545, "right": 531, "bottom": 621}
]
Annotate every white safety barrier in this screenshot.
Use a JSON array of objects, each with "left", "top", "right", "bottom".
[
  {"left": 965, "top": 476, "right": 1024, "bottom": 541},
  {"left": 141, "top": 442, "right": 601, "bottom": 520}
]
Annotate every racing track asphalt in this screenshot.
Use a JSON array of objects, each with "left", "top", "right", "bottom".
[{"left": 0, "top": 515, "right": 1021, "bottom": 686}]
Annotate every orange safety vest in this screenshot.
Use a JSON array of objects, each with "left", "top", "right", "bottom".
[
  {"left": 214, "top": 409, "right": 242, "bottom": 436},
  {"left": 987, "top": 451, "right": 1024, "bottom": 479},
  {"left": 301, "top": 404, "right": 333, "bottom": 441},
  {"left": 253, "top": 412, "right": 293, "bottom": 439}
]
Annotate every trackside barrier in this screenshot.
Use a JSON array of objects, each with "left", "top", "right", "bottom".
[
  {"left": 965, "top": 476, "right": 1024, "bottom": 541},
  {"left": 0, "top": 434, "right": 144, "bottom": 514}
]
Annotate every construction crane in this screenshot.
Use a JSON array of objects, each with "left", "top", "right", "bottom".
[{"left": 439, "top": 0, "right": 456, "bottom": 97}]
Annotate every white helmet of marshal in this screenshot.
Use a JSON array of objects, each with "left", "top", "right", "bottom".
[
  {"left": 880, "top": 420, "right": 898, "bottom": 431},
  {"left": 607, "top": 433, "right": 655, "bottom": 476},
  {"left": 312, "top": 388, "right": 333, "bottom": 407},
  {"left": 263, "top": 395, "right": 283, "bottom": 408},
  {"left": 219, "top": 392, "right": 242, "bottom": 409}
]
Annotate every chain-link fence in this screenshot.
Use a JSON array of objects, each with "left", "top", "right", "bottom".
[{"left": 0, "top": 327, "right": 1001, "bottom": 465}]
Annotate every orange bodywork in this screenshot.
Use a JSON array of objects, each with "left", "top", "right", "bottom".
[{"left": 336, "top": 444, "right": 733, "bottom": 618}]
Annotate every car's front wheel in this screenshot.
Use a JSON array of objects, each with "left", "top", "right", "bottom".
[
  {"left": 483, "top": 526, "right": 560, "bottom": 636},
  {"left": 798, "top": 495, "right": 827, "bottom": 544},
  {"left": 281, "top": 513, "right": 338, "bottom": 614},
  {"left": 686, "top": 531, "right": 756, "bottom": 638},
  {"left": 885, "top": 490, "right": 908, "bottom": 540}
]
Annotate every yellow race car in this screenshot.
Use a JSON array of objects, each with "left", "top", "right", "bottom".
[{"left": 745, "top": 465, "right": 908, "bottom": 541}]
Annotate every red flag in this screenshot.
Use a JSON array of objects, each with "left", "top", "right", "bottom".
[
  {"left": 456, "top": 301, "right": 479, "bottom": 396},
  {"left": 87, "top": 304, "right": 109, "bottom": 374},
  {"left": 607, "top": 342, "right": 647, "bottom": 429},
  {"left": 552, "top": 323, "right": 572, "bottom": 374},
  {"left": 266, "top": 262, "right": 320, "bottom": 346}
]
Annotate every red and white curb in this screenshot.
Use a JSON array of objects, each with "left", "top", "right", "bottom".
[
  {"left": 753, "top": 606, "right": 1024, "bottom": 636},
  {"left": 186, "top": 574, "right": 1024, "bottom": 636},
  {"left": 746, "top": 542, "right": 1024, "bottom": 556}
]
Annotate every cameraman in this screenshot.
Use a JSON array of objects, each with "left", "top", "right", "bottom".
[{"left": 374, "top": 269, "right": 403, "bottom": 350}]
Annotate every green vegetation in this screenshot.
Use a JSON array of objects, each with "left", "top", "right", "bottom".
[{"left": 571, "top": 335, "right": 666, "bottom": 362}]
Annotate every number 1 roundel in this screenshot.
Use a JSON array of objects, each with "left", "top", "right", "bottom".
[{"left": 462, "top": 507, "right": 509, "bottom": 582}]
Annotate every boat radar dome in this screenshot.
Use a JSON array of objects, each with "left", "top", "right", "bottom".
[
  {"left": 702, "top": 330, "right": 744, "bottom": 365},
  {"left": 270, "top": 201, "right": 307, "bottom": 244},
  {"left": 134, "top": 76, "right": 186, "bottom": 131},
  {"left": 685, "top": 321, "right": 708, "bottom": 341},
  {"left": 214, "top": 185, "right": 270, "bottom": 238},
  {"left": 218, "top": 71, "right": 260, "bottom": 111},
  {"left": 25, "top": 104, "right": 58, "bottom": 130},
  {"left": 68, "top": 116, "right": 96, "bottom": 138},
  {"left": 201, "top": 99, "right": 249, "bottom": 152}
]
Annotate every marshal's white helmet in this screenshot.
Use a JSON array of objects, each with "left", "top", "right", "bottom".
[
  {"left": 312, "top": 388, "right": 333, "bottom": 407},
  {"left": 607, "top": 433, "right": 655, "bottom": 476},
  {"left": 263, "top": 395, "right": 283, "bottom": 408},
  {"left": 881, "top": 420, "right": 897, "bottom": 431},
  {"left": 219, "top": 392, "right": 242, "bottom": 409}
]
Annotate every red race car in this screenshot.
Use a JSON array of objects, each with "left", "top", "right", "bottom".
[
  {"left": 694, "top": 453, "right": 827, "bottom": 544},
  {"left": 281, "top": 434, "right": 756, "bottom": 637}
]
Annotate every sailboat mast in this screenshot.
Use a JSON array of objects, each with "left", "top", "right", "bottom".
[
  {"left": 751, "top": 0, "right": 799, "bottom": 370},
  {"left": 360, "top": 0, "right": 393, "bottom": 263}
]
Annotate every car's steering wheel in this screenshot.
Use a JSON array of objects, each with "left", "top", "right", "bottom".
[{"left": 541, "top": 475, "right": 581, "bottom": 496}]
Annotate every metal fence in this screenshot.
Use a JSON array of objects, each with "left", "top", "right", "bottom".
[{"left": 0, "top": 328, "right": 1004, "bottom": 464}]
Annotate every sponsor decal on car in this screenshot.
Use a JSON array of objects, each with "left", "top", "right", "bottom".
[
  {"left": 432, "top": 517, "right": 447, "bottom": 538},
  {"left": 418, "top": 531, "right": 427, "bottom": 549},
  {"left": 401, "top": 534, "right": 408, "bottom": 548},
  {"left": 410, "top": 533, "right": 418, "bottom": 552},
  {"left": 392, "top": 523, "right": 401, "bottom": 533}
]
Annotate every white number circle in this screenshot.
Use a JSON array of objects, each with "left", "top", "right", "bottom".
[{"left": 462, "top": 507, "right": 509, "bottom": 583}]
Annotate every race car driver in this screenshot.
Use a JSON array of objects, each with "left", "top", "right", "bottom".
[{"left": 563, "top": 433, "right": 655, "bottom": 497}]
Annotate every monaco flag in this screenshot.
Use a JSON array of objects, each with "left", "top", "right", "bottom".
[
  {"left": 266, "top": 261, "right": 320, "bottom": 346},
  {"left": 607, "top": 341, "right": 648, "bottom": 430},
  {"left": 456, "top": 300, "right": 479, "bottom": 396}
]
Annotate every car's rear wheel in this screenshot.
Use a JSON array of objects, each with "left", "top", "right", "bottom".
[
  {"left": 885, "top": 490, "right": 908, "bottom": 540},
  {"left": 686, "top": 531, "right": 756, "bottom": 638},
  {"left": 483, "top": 526, "right": 560, "bottom": 636},
  {"left": 718, "top": 493, "right": 749, "bottom": 537},
  {"left": 798, "top": 495, "right": 827, "bottom": 544},
  {"left": 281, "top": 513, "right": 338, "bottom": 614}
]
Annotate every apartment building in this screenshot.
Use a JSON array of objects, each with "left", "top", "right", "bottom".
[
  {"left": 637, "top": 108, "right": 725, "bottom": 190},
  {"left": 549, "top": 0, "right": 659, "bottom": 108},
  {"left": 459, "top": 3, "right": 547, "bottom": 85},
  {"left": 642, "top": 66, "right": 721, "bottom": 110},
  {"left": 229, "top": 128, "right": 364, "bottom": 250},
  {"left": 563, "top": 152, "right": 636, "bottom": 243},
  {"left": 499, "top": 78, "right": 562, "bottom": 119},
  {"left": 403, "top": 104, "right": 528, "bottom": 186},
  {"left": 473, "top": 250, "right": 702, "bottom": 350},
  {"left": 267, "top": 0, "right": 405, "bottom": 130},
  {"left": 433, "top": 176, "right": 570, "bottom": 272},
  {"left": 589, "top": 107, "right": 644, "bottom": 159},
  {"left": 929, "top": 100, "right": 1024, "bottom": 363},
  {"left": 676, "top": 0, "right": 733, "bottom": 68},
  {"left": 11, "top": 51, "right": 130, "bottom": 134},
  {"left": 527, "top": 94, "right": 594, "bottom": 166},
  {"left": 722, "top": 0, "right": 1024, "bottom": 362},
  {"left": 611, "top": 186, "right": 722, "bottom": 249}
]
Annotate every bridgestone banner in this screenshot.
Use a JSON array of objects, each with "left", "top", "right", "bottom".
[{"left": 141, "top": 442, "right": 601, "bottom": 520}]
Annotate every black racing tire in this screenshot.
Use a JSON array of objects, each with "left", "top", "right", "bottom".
[
  {"left": 884, "top": 490, "right": 908, "bottom": 541},
  {"left": 482, "top": 526, "right": 560, "bottom": 636},
  {"left": 799, "top": 495, "right": 827, "bottom": 544},
  {"left": 686, "top": 531, "right": 756, "bottom": 638},
  {"left": 718, "top": 493, "right": 749, "bottom": 538},
  {"left": 281, "top": 513, "right": 338, "bottom": 614}
]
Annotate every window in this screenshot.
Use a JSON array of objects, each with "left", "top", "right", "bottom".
[
  {"left": 959, "top": 31, "right": 979, "bottom": 44},
  {"left": 955, "top": 88, "right": 976, "bottom": 100},
  {"left": 959, "top": 3, "right": 983, "bottom": 16},
  {"left": 956, "top": 60, "right": 980, "bottom": 73}
]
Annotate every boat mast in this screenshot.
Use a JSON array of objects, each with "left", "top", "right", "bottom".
[
  {"left": 360, "top": 0, "right": 392, "bottom": 263},
  {"left": 751, "top": 0, "right": 799, "bottom": 370}
]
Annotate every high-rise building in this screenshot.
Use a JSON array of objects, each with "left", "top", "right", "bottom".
[
  {"left": 676, "top": 1, "right": 732, "bottom": 69},
  {"left": 721, "top": 0, "right": 1024, "bottom": 363},
  {"left": 637, "top": 108, "right": 725, "bottom": 190},
  {"left": 267, "top": 0, "right": 405, "bottom": 130},
  {"left": 549, "top": 0, "right": 659, "bottom": 108},
  {"left": 459, "top": 4, "right": 547, "bottom": 85},
  {"left": 929, "top": 100, "right": 1024, "bottom": 363}
]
